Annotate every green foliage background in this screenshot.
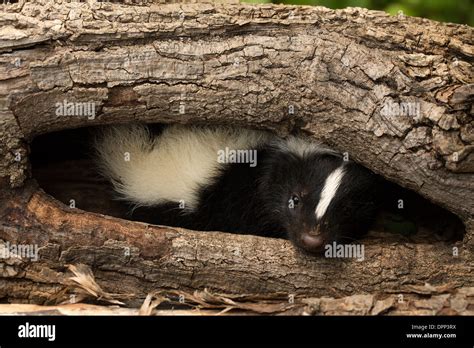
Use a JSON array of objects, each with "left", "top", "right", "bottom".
[{"left": 241, "top": 0, "right": 474, "bottom": 26}]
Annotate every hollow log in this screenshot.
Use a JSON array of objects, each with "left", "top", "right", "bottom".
[
  {"left": 0, "top": 183, "right": 473, "bottom": 305},
  {"left": 0, "top": 0, "right": 473, "bottom": 308}
]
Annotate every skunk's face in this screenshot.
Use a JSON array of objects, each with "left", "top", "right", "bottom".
[{"left": 265, "top": 152, "right": 378, "bottom": 254}]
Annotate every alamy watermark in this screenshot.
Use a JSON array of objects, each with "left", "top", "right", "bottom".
[
  {"left": 380, "top": 100, "right": 420, "bottom": 118},
  {"left": 18, "top": 322, "right": 55, "bottom": 342},
  {"left": 55, "top": 99, "right": 96, "bottom": 120},
  {"left": 0, "top": 241, "right": 39, "bottom": 261},
  {"left": 217, "top": 147, "right": 258, "bottom": 167},
  {"left": 324, "top": 241, "right": 365, "bottom": 261}
]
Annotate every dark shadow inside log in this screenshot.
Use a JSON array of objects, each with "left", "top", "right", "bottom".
[{"left": 29, "top": 124, "right": 466, "bottom": 244}]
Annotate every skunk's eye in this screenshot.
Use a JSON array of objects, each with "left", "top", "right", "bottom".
[{"left": 288, "top": 195, "right": 300, "bottom": 209}]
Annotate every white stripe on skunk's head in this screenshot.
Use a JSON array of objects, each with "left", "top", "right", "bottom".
[
  {"left": 314, "top": 166, "right": 346, "bottom": 220},
  {"left": 260, "top": 144, "right": 377, "bottom": 255},
  {"left": 94, "top": 124, "right": 271, "bottom": 211}
]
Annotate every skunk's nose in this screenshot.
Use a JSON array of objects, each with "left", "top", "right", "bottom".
[{"left": 300, "top": 232, "right": 325, "bottom": 253}]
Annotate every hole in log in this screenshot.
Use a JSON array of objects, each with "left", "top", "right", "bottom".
[{"left": 30, "top": 125, "right": 466, "bottom": 245}]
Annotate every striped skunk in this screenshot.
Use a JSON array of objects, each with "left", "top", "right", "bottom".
[{"left": 94, "top": 124, "right": 379, "bottom": 254}]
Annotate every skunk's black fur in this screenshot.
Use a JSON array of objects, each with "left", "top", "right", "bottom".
[{"left": 95, "top": 124, "right": 379, "bottom": 254}]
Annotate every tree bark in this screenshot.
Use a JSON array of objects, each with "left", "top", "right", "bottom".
[
  {"left": 0, "top": 0, "right": 473, "bottom": 308},
  {"left": 0, "top": 182, "right": 473, "bottom": 306}
]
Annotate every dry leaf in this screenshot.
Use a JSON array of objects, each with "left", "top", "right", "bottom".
[
  {"left": 139, "top": 293, "right": 166, "bottom": 315},
  {"left": 63, "top": 263, "right": 131, "bottom": 305}
]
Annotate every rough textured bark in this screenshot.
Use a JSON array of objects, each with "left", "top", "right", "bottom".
[
  {"left": 0, "top": 182, "right": 472, "bottom": 306},
  {"left": 0, "top": 0, "right": 473, "bottom": 309}
]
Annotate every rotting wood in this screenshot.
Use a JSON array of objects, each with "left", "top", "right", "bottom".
[
  {"left": 0, "top": 185, "right": 472, "bottom": 304},
  {"left": 0, "top": 1, "right": 473, "bottom": 307}
]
